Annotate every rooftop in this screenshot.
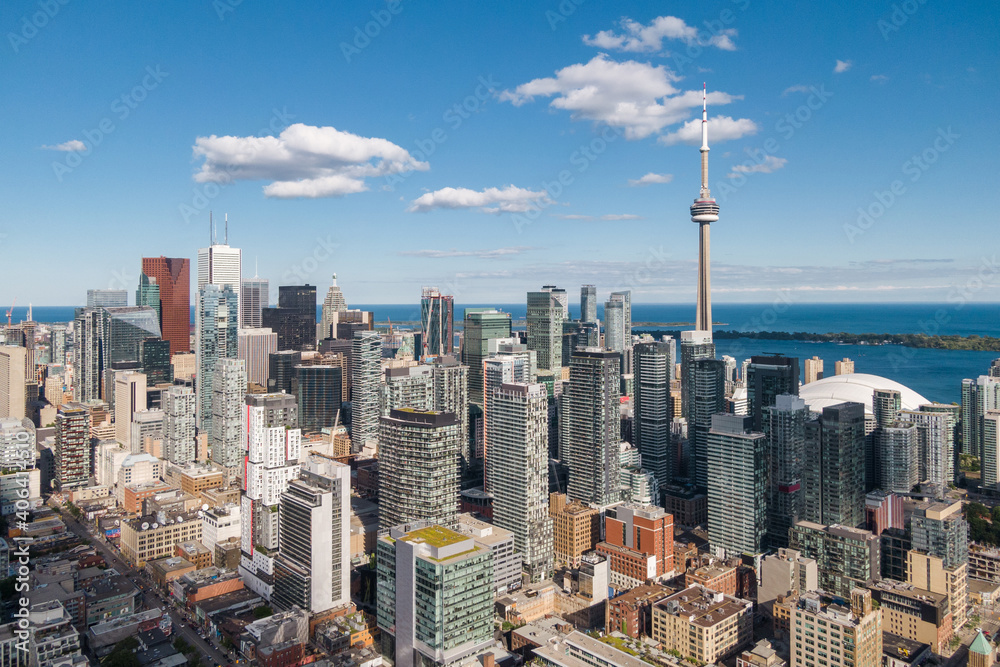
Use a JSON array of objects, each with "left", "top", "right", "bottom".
[
  {"left": 401, "top": 524, "right": 466, "bottom": 549},
  {"left": 656, "top": 586, "right": 750, "bottom": 628}
]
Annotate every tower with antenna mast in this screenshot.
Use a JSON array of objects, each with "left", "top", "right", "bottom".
[{"left": 690, "top": 83, "right": 720, "bottom": 333}]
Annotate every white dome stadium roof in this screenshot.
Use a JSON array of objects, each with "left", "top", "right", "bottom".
[{"left": 798, "top": 373, "right": 929, "bottom": 416}]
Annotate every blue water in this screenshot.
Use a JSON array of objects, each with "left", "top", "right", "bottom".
[{"left": 13, "top": 303, "right": 999, "bottom": 404}]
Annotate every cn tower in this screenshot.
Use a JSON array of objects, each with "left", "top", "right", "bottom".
[{"left": 690, "top": 83, "right": 720, "bottom": 332}]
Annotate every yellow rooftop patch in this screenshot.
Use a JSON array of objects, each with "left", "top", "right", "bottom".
[{"left": 401, "top": 525, "right": 465, "bottom": 548}]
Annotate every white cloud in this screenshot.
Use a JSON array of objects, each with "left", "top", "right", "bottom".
[
  {"left": 870, "top": 74, "right": 889, "bottom": 83},
  {"left": 407, "top": 185, "right": 551, "bottom": 214},
  {"left": 42, "top": 140, "right": 86, "bottom": 151},
  {"left": 658, "top": 115, "right": 758, "bottom": 146},
  {"left": 601, "top": 214, "right": 642, "bottom": 220},
  {"left": 781, "top": 85, "right": 810, "bottom": 96},
  {"left": 191, "top": 123, "right": 428, "bottom": 199},
  {"left": 550, "top": 213, "right": 642, "bottom": 220},
  {"left": 398, "top": 246, "right": 531, "bottom": 259},
  {"left": 583, "top": 16, "right": 737, "bottom": 53},
  {"left": 728, "top": 155, "right": 787, "bottom": 176},
  {"left": 628, "top": 172, "right": 673, "bottom": 186},
  {"left": 834, "top": 59, "right": 852, "bottom": 73},
  {"left": 499, "top": 54, "right": 742, "bottom": 139},
  {"left": 551, "top": 214, "right": 595, "bottom": 220}
]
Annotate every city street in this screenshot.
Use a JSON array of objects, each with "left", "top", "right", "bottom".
[{"left": 57, "top": 510, "right": 233, "bottom": 667}]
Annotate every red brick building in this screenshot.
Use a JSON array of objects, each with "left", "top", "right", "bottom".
[
  {"left": 606, "top": 584, "right": 673, "bottom": 638},
  {"left": 684, "top": 560, "right": 737, "bottom": 596},
  {"left": 597, "top": 504, "right": 674, "bottom": 591}
]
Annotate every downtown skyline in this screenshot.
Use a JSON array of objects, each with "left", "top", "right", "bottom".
[{"left": 2, "top": 1, "right": 998, "bottom": 306}]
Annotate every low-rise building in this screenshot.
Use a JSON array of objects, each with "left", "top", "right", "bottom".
[
  {"left": 175, "top": 540, "right": 212, "bottom": 569},
  {"left": 495, "top": 582, "right": 557, "bottom": 624},
  {"left": 83, "top": 573, "right": 140, "bottom": 627},
  {"left": 596, "top": 504, "right": 674, "bottom": 592},
  {"left": 148, "top": 556, "right": 197, "bottom": 589},
  {"left": 868, "top": 579, "right": 951, "bottom": 653},
  {"left": 651, "top": 586, "right": 753, "bottom": 664},
  {"left": 787, "top": 589, "right": 882, "bottom": 667},
  {"left": 214, "top": 536, "right": 241, "bottom": 570},
  {"left": 605, "top": 584, "right": 672, "bottom": 638},
  {"left": 969, "top": 542, "right": 1000, "bottom": 583},
  {"left": 661, "top": 484, "right": 708, "bottom": 528},
  {"left": 172, "top": 567, "right": 244, "bottom": 608},
  {"left": 759, "top": 549, "right": 818, "bottom": 611},
  {"left": 882, "top": 633, "right": 931, "bottom": 667},
  {"left": 533, "top": 630, "right": 647, "bottom": 667},
  {"left": 121, "top": 480, "right": 176, "bottom": 514},
  {"left": 550, "top": 493, "right": 599, "bottom": 569},
  {"left": 685, "top": 560, "right": 738, "bottom": 596},
  {"left": 120, "top": 511, "right": 202, "bottom": 567},
  {"left": 737, "top": 639, "right": 786, "bottom": 667}
]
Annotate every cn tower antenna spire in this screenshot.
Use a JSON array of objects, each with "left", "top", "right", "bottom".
[{"left": 690, "top": 83, "right": 720, "bottom": 333}]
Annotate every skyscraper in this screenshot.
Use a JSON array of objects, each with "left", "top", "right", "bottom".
[
  {"left": 163, "top": 385, "right": 197, "bottom": 464},
  {"left": 609, "top": 290, "right": 631, "bottom": 350},
  {"left": 0, "top": 346, "right": 26, "bottom": 419},
  {"left": 680, "top": 330, "right": 715, "bottom": 421},
  {"left": 461, "top": 308, "right": 512, "bottom": 405},
  {"left": 419, "top": 287, "right": 454, "bottom": 358},
  {"left": 431, "top": 356, "right": 469, "bottom": 469},
  {"left": 211, "top": 358, "right": 247, "bottom": 477},
  {"left": 319, "top": 274, "right": 348, "bottom": 340},
  {"left": 113, "top": 370, "right": 147, "bottom": 450},
  {"left": 564, "top": 348, "right": 621, "bottom": 507},
  {"left": 764, "top": 394, "right": 808, "bottom": 550},
  {"left": 690, "top": 85, "right": 719, "bottom": 332},
  {"left": 238, "top": 328, "right": 278, "bottom": 388},
  {"left": 267, "top": 350, "right": 301, "bottom": 395},
  {"left": 272, "top": 454, "right": 351, "bottom": 613},
  {"left": 706, "top": 414, "right": 767, "bottom": 558},
  {"left": 135, "top": 273, "right": 160, "bottom": 320},
  {"left": 690, "top": 357, "right": 726, "bottom": 491},
  {"left": 294, "top": 364, "right": 342, "bottom": 432},
  {"left": 240, "top": 276, "right": 269, "bottom": 329},
  {"left": 633, "top": 340, "right": 674, "bottom": 491},
  {"left": 350, "top": 331, "right": 381, "bottom": 454},
  {"left": 962, "top": 375, "right": 1000, "bottom": 459},
  {"left": 803, "top": 356, "right": 824, "bottom": 384},
  {"left": 879, "top": 421, "right": 918, "bottom": 494},
  {"left": 603, "top": 298, "right": 625, "bottom": 353},
  {"left": 195, "top": 284, "right": 238, "bottom": 434},
  {"left": 50, "top": 324, "right": 67, "bottom": 367},
  {"left": 197, "top": 234, "right": 242, "bottom": 326},
  {"left": 262, "top": 285, "right": 317, "bottom": 352},
  {"left": 802, "top": 402, "right": 867, "bottom": 529},
  {"left": 141, "top": 256, "right": 191, "bottom": 356},
  {"left": 580, "top": 285, "right": 597, "bottom": 324},
  {"left": 55, "top": 402, "right": 90, "bottom": 489},
  {"left": 378, "top": 409, "right": 461, "bottom": 531},
  {"left": 527, "top": 287, "right": 565, "bottom": 372},
  {"left": 73, "top": 306, "right": 161, "bottom": 403},
  {"left": 746, "top": 355, "right": 799, "bottom": 432},
  {"left": 487, "top": 382, "right": 553, "bottom": 582},
  {"left": 86, "top": 289, "right": 127, "bottom": 307}
]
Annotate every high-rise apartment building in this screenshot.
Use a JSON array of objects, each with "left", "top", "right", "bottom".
[
  {"left": 835, "top": 358, "right": 855, "bottom": 375},
  {"left": 963, "top": 375, "right": 1000, "bottom": 460},
  {"left": 679, "top": 330, "right": 715, "bottom": 422},
  {"left": 564, "top": 349, "right": 621, "bottom": 507},
  {"left": 526, "top": 287, "right": 565, "bottom": 372},
  {"left": 802, "top": 402, "right": 866, "bottom": 529},
  {"left": 746, "top": 355, "right": 799, "bottom": 432},
  {"left": 262, "top": 285, "right": 317, "bottom": 352},
  {"left": 580, "top": 285, "right": 597, "bottom": 324},
  {"left": 163, "top": 385, "right": 197, "bottom": 464},
  {"left": 319, "top": 274, "right": 348, "bottom": 340},
  {"left": 350, "top": 331, "right": 381, "bottom": 454},
  {"left": 633, "top": 340, "right": 674, "bottom": 492},
  {"left": 240, "top": 276, "right": 269, "bottom": 329},
  {"left": 238, "top": 328, "right": 278, "bottom": 388},
  {"left": 50, "top": 324, "right": 67, "bottom": 367},
  {"left": 603, "top": 298, "right": 625, "bottom": 353},
  {"left": 788, "top": 521, "right": 880, "bottom": 598},
  {"left": 431, "top": 356, "right": 469, "bottom": 468},
  {"left": 690, "top": 357, "right": 725, "bottom": 491},
  {"left": 211, "top": 358, "right": 247, "bottom": 476},
  {"left": 419, "top": 287, "right": 454, "bottom": 359},
  {"left": 763, "top": 394, "right": 808, "bottom": 550},
  {"left": 142, "top": 256, "right": 191, "bottom": 356},
  {"left": 378, "top": 409, "right": 461, "bottom": 531},
  {"left": 879, "top": 421, "right": 918, "bottom": 494},
  {"left": 196, "top": 284, "right": 238, "bottom": 434},
  {"left": 376, "top": 524, "right": 494, "bottom": 667},
  {"left": 0, "top": 346, "right": 26, "bottom": 419},
  {"left": 911, "top": 500, "right": 968, "bottom": 570},
  {"left": 272, "top": 454, "right": 351, "bottom": 614},
  {"left": 707, "top": 414, "right": 767, "bottom": 558},
  {"left": 55, "top": 402, "right": 90, "bottom": 489},
  {"left": 609, "top": 290, "right": 631, "bottom": 350},
  {"left": 461, "top": 308, "right": 512, "bottom": 405},
  {"left": 197, "top": 240, "right": 242, "bottom": 326},
  {"left": 803, "top": 356, "right": 824, "bottom": 384},
  {"left": 294, "top": 364, "right": 342, "bottom": 432},
  {"left": 487, "top": 382, "right": 552, "bottom": 582},
  {"left": 113, "top": 370, "right": 147, "bottom": 450}
]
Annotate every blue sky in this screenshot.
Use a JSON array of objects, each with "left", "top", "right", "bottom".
[{"left": 1, "top": 0, "right": 998, "bottom": 306}]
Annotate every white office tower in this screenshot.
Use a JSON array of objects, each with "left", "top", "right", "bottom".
[
  {"left": 241, "top": 276, "right": 269, "bottom": 329},
  {"left": 487, "top": 382, "right": 553, "bottom": 582},
  {"left": 273, "top": 454, "right": 351, "bottom": 613},
  {"left": 381, "top": 366, "right": 434, "bottom": 415},
  {"left": 211, "top": 358, "right": 247, "bottom": 481},
  {"left": 351, "top": 331, "right": 382, "bottom": 455},
  {"left": 319, "top": 274, "right": 348, "bottom": 339},
  {"left": 163, "top": 386, "right": 197, "bottom": 464},
  {"left": 113, "top": 370, "right": 147, "bottom": 450},
  {"left": 198, "top": 223, "right": 243, "bottom": 324},
  {"left": 238, "top": 328, "right": 277, "bottom": 388},
  {"left": 240, "top": 392, "right": 301, "bottom": 600}
]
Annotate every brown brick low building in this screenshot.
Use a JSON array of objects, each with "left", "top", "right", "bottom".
[{"left": 606, "top": 584, "right": 673, "bottom": 638}]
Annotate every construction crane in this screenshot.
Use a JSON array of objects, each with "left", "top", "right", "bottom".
[{"left": 5, "top": 297, "right": 16, "bottom": 327}]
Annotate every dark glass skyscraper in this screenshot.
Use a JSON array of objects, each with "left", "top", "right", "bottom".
[
  {"left": 420, "top": 287, "right": 454, "bottom": 359},
  {"left": 690, "top": 357, "right": 725, "bottom": 491},
  {"left": 633, "top": 340, "right": 674, "bottom": 492},
  {"left": 461, "top": 308, "right": 512, "bottom": 406},
  {"left": 262, "top": 285, "right": 317, "bottom": 352},
  {"left": 141, "top": 256, "right": 190, "bottom": 356},
  {"left": 268, "top": 350, "right": 302, "bottom": 395},
  {"left": 764, "top": 394, "right": 808, "bottom": 549},
  {"left": 294, "top": 364, "right": 343, "bottom": 432},
  {"left": 803, "top": 402, "right": 867, "bottom": 528},
  {"left": 140, "top": 337, "right": 173, "bottom": 385},
  {"left": 746, "top": 354, "right": 799, "bottom": 432}
]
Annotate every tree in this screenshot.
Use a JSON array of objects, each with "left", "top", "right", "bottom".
[
  {"left": 253, "top": 605, "right": 273, "bottom": 619},
  {"left": 102, "top": 637, "right": 140, "bottom": 667}
]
